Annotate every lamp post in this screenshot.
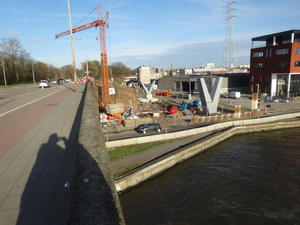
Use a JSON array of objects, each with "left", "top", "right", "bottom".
[
  {"left": 32, "top": 62, "right": 36, "bottom": 84},
  {"left": 76, "top": 37, "right": 89, "bottom": 77},
  {"left": 66, "top": 0, "right": 78, "bottom": 92}
]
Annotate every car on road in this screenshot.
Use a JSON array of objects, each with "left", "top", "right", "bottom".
[
  {"left": 51, "top": 79, "right": 57, "bottom": 84},
  {"left": 57, "top": 78, "right": 65, "bottom": 85},
  {"left": 38, "top": 80, "right": 51, "bottom": 88},
  {"left": 139, "top": 123, "right": 162, "bottom": 134}
]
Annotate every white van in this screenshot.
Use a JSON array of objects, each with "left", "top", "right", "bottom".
[{"left": 228, "top": 91, "right": 241, "bottom": 99}]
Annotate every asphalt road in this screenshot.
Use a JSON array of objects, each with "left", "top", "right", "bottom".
[{"left": 0, "top": 84, "right": 70, "bottom": 118}]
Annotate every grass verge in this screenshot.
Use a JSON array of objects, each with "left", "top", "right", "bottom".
[{"left": 108, "top": 140, "right": 172, "bottom": 162}]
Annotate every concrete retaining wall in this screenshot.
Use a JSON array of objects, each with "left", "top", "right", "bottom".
[
  {"left": 115, "top": 120, "right": 300, "bottom": 192},
  {"left": 73, "top": 83, "right": 125, "bottom": 224},
  {"left": 107, "top": 112, "right": 300, "bottom": 148}
]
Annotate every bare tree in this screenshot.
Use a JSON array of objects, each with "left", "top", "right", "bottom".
[
  {"left": 110, "top": 62, "right": 131, "bottom": 83},
  {"left": 0, "top": 37, "right": 32, "bottom": 84}
]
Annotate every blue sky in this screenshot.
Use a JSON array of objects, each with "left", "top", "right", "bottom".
[{"left": 0, "top": 0, "right": 299, "bottom": 70}]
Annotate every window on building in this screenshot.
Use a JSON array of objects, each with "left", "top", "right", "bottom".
[
  {"left": 253, "top": 63, "right": 263, "bottom": 68},
  {"left": 266, "top": 49, "right": 268, "bottom": 58},
  {"left": 290, "top": 75, "right": 300, "bottom": 97},
  {"left": 269, "top": 49, "right": 272, "bottom": 57},
  {"left": 295, "top": 34, "right": 300, "bottom": 43},
  {"left": 276, "top": 74, "right": 289, "bottom": 96},
  {"left": 296, "top": 48, "right": 300, "bottom": 54},
  {"left": 276, "top": 74, "right": 288, "bottom": 97},
  {"left": 275, "top": 61, "right": 288, "bottom": 68},
  {"left": 276, "top": 49, "right": 289, "bottom": 55},
  {"left": 264, "top": 74, "right": 270, "bottom": 94},
  {"left": 253, "top": 52, "right": 263, "bottom": 57},
  {"left": 294, "top": 61, "right": 300, "bottom": 67}
]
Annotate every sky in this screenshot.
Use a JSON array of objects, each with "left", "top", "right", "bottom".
[{"left": 0, "top": 0, "right": 299, "bottom": 70}]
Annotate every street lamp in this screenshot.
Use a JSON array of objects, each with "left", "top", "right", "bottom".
[{"left": 76, "top": 37, "right": 89, "bottom": 77}]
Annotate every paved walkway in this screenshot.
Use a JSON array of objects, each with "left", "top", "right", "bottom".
[
  {"left": 109, "top": 131, "right": 216, "bottom": 176},
  {"left": 0, "top": 84, "right": 85, "bottom": 225}
]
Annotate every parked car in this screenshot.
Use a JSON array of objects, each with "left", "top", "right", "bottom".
[
  {"left": 139, "top": 123, "right": 162, "bottom": 134},
  {"left": 57, "top": 78, "right": 65, "bottom": 85},
  {"left": 51, "top": 79, "right": 57, "bottom": 84},
  {"left": 228, "top": 91, "right": 241, "bottom": 99},
  {"left": 38, "top": 80, "right": 51, "bottom": 88}
]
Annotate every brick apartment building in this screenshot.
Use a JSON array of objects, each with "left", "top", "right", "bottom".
[{"left": 249, "top": 29, "right": 300, "bottom": 98}]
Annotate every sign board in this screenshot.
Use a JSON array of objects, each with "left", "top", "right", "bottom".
[
  {"left": 152, "top": 113, "right": 160, "bottom": 118},
  {"left": 109, "top": 87, "right": 115, "bottom": 95}
]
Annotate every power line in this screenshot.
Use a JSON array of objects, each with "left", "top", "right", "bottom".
[{"left": 56, "top": 0, "right": 68, "bottom": 30}]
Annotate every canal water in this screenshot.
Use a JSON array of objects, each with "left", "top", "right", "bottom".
[{"left": 120, "top": 128, "right": 300, "bottom": 225}]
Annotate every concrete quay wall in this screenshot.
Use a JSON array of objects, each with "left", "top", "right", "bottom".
[
  {"left": 115, "top": 120, "right": 300, "bottom": 192},
  {"left": 107, "top": 113, "right": 300, "bottom": 148}
]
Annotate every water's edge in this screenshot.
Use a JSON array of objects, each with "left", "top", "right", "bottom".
[{"left": 115, "top": 120, "right": 300, "bottom": 192}]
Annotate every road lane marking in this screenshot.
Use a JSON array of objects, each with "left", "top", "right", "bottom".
[{"left": 0, "top": 89, "right": 64, "bottom": 118}]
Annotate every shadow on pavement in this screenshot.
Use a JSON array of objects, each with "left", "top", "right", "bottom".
[{"left": 17, "top": 89, "right": 122, "bottom": 224}]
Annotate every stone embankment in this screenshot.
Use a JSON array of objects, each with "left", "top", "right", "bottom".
[{"left": 114, "top": 118, "right": 300, "bottom": 192}]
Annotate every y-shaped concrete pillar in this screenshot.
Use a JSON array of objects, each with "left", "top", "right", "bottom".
[{"left": 197, "top": 77, "right": 223, "bottom": 114}]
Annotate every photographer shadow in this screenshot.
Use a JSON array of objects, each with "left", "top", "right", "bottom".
[{"left": 17, "top": 87, "right": 123, "bottom": 224}]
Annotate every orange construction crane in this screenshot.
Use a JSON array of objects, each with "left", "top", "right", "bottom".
[{"left": 55, "top": 5, "right": 110, "bottom": 106}]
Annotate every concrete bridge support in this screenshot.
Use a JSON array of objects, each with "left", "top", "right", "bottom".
[{"left": 197, "top": 77, "right": 223, "bottom": 114}]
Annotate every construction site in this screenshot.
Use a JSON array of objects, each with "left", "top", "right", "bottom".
[
  {"left": 93, "top": 80, "right": 293, "bottom": 134},
  {"left": 55, "top": 4, "right": 296, "bottom": 134}
]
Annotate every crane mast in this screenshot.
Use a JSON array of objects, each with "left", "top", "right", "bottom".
[{"left": 55, "top": 5, "right": 110, "bottom": 105}]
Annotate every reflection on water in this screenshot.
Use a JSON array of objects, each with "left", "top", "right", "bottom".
[{"left": 120, "top": 128, "right": 300, "bottom": 225}]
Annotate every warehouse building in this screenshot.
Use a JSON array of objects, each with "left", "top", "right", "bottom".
[{"left": 157, "top": 73, "right": 249, "bottom": 95}]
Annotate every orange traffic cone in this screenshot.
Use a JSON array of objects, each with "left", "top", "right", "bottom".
[{"left": 42, "top": 86, "right": 44, "bottom": 91}]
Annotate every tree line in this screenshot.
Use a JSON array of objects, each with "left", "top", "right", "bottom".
[{"left": 0, "top": 37, "right": 135, "bottom": 86}]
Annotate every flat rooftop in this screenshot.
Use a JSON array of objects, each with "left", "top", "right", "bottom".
[{"left": 252, "top": 29, "right": 300, "bottom": 42}]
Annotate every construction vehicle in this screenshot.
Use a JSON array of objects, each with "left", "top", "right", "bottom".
[
  {"left": 155, "top": 90, "right": 171, "bottom": 96},
  {"left": 55, "top": 5, "right": 110, "bottom": 106}
]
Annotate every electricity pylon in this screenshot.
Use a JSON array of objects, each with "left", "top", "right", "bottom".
[{"left": 222, "top": 0, "right": 236, "bottom": 69}]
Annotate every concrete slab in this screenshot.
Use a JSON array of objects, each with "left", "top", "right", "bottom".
[
  {"left": 0, "top": 209, "right": 20, "bottom": 225},
  {"left": 242, "top": 119, "right": 254, "bottom": 125},
  {"left": 175, "top": 130, "right": 188, "bottom": 138},
  {"left": 136, "top": 136, "right": 151, "bottom": 144},
  {"left": 206, "top": 125, "right": 216, "bottom": 131},
  {"left": 150, "top": 135, "right": 164, "bottom": 142}
]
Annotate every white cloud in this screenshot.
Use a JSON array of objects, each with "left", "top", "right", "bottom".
[{"left": 4, "top": 30, "right": 22, "bottom": 35}]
